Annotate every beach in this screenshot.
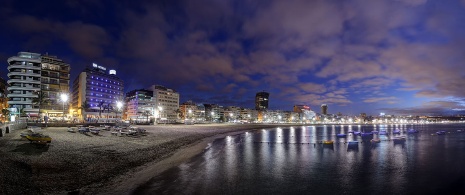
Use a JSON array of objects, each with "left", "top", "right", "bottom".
[{"left": 0, "top": 123, "right": 294, "bottom": 194}]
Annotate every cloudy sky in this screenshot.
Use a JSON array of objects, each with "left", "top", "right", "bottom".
[{"left": 1, "top": 0, "right": 465, "bottom": 115}]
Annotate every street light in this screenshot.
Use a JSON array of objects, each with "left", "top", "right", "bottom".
[
  {"left": 60, "top": 93, "right": 68, "bottom": 122},
  {"left": 158, "top": 106, "right": 163, "bottom": 123},
  {"left": 116, "top": 101, "right": 123, "bottom": 122}
]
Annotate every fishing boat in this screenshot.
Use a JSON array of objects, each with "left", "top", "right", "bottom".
[
  {"left": 323, "top": 140, "right": 334, "bottom": 144},
  {"left": 361, "top": 132, "right": 373, "bottom": 137},
  {"left": 25, "top": 134, "right": 52, "bottom": 144},
  {"left": 348, "top": 130, "right": 354, "bottom": 134},
  {"left": 371, "top": 138, "right": 381, "bottom": 143},
  {"left": 436, "top": 131, "right": 446, "bottom": 135},
  {"left": 379, "top": 130, "right": 388, "bottom": 135},
  {"left": 407, "top": 129, "right": 419, "bottom": 134},
  {"left": 371, "top": 130, "right": 379, "bottom": 134},
  {"left": 353, "top": 131, "right": 361, "bottom": 135},
  {"left": 393, "top": 136, "right": 406, "bottom": 144},
  {"left": 336, "top": 133, "right": 347, "bottom": 138},
  {"left": 393, "top": 129, "right": 401, "bottom": 134}
]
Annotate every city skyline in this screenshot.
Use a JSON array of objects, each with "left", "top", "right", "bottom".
[{"left": 1, "top": 0, "right": 465, "bottom": 115}]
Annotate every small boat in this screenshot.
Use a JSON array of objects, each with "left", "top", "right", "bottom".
[
  {"left": 348, "top": 130, "right": 354, "bottom": 134},
  {"left": 361, "top": 132, "right": 373, "bottom": 136},
  {"left": 379, "top": 130, "right": 388, "bottom": 135},
  {"left": 323, "top": 140, "right": 334, "bottom": 144},
  {"left": 436, "top": 131, "right": 446, "bottom": 135},
  {"left": 336, "top": 134, "right": 347, "bottom": 138},
  {"left": 25, "top": 134, "right": 52, "bottom": 144},
  {"left": 457, "top": 130, "right": 463, "bottom": 132},
  {"left": 348, "top": 141, "right": 359, "bottom": 145},
  {"left": 371, "top": 130, "right": 379, "bottom": 134},
  {"left": 354, "top": 131, "right": 361, "bottom": 135},
  {"left": 393, "top": 136, "right": 406, "bottom": 143},
  {"left": 407, "top": 129, "right": 419, "bottom": 134},
  {"left": 371, "top": 138, "right": 381, "bottom": 143},
  {"left": 393, "top": 129, "right": 401, "bottom": 134}
]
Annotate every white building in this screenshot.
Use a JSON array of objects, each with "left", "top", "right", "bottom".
[
  {"left": 125, "top": 89, "right": 154, "bottom": 122},
  {"left": 149, "top": 85, "right": 179, "bottom": 124},
  {"left": 7, "top": 52, "right": 41, "bottom": 117}
]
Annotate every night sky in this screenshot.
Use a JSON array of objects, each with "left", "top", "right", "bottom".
[{"left": 1, "top": 0, "right": 465, "bottom": 116}]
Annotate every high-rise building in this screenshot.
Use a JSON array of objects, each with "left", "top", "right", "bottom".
[
  {"left": 149, "top": 85, "right": 179, "bottom": 123},
  {"left": 7, "top": 52, "right": 42, "bottom": 117},
  {"left": 125, "top": 89, "right": 154, "bottom": 122},
  {"left": 255, "top": 91, "right": 269, "bottom": 111},
  {"left": 6, "top": 52, "right": 70, "bottom": 119},
  {"left": 40, "top": 54, "right": 70, "bottom": 117},
  {"left": 71, "top": 63, "right": 123, "bottom": 122},
  {"left": 321, "top": 104, "right": 328, "bottom": 115}
]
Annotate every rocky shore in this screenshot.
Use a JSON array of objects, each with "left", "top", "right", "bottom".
[{"left": 0, "top": 124, "right": 295, "bottom": 194}]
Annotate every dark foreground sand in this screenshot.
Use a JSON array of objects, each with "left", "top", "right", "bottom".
[{"left": 0, "top": 123, "right": 296, "bottom": 194}]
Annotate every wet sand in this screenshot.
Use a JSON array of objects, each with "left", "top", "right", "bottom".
[{"left": 0, "top": 124, "right": 295, "bottom": 194}]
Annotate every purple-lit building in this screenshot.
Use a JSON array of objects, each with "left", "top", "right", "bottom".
[{"left": 71, "top": 63, "right": 123, "bottom": 122}]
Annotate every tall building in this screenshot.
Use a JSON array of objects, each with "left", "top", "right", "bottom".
[
  {"left": 293, "top": 105, "right": 316, "bottom": 121},
  {"left": 255, "top": 91, "right": 269, "bottom": 111},
  {"left": 6, "top": 52, "right": 70, "bottom": 119},
  {"left": 204, "top": 103, "right": 221, "bottom": 122},
  {"left": 125, "top": 89, "right": 154, "bottom": 122},
  {"left": 71, "top": 63, "right": 123, "bottom": 122},
  {"left": 321, "top": 104, "right": 328, "bottom": 115},
  {"left": 40, "top": 54, "right": 70, "bottom": 118},
  {"left": 149, "top": 85, "right": 179, "bottom": 123},
  {"left": 7, "top": 52, "right": 42, "bottom": 117}
]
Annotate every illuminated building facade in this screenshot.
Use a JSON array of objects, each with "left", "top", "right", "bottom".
[
  {"left": 6, "top": 52, "right": 70, "bottom": 118},
  {"left": 39, "top": 54, "right": 70, "bottom": 118},
  {"left": 255, "top": 91, "right": 269, "bottom": 111},
  {"left": 71, "top": 63, "right": 123, "bottom": 122},
  {"left": 125, "top": 89, "right": 154, "bottom": 122},
  {"left": 149, "top": 85, "right": 179, "bottom": 123}
]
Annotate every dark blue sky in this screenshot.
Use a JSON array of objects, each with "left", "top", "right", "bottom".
[{"left": 1, "top": 0, "right": 465, "bottom": 115}]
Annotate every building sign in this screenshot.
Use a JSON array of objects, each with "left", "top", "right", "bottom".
[{"left": 92, "top": 63, "right": 107, "bottom": 71}]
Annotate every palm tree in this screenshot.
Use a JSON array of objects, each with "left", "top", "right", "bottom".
[
  {"left": 98, "top": 101, "right": 105, "bottom": 118},
  {"left": 32, "top": 91, "right": 50, "bottom": 115},
  {"left": 142, "top": 110, "right": 152, "bottom": 123},
  {"left": 78, "top": 100, "right": 91, "bottom": 122},
  {"left": 1, "top": 108, "right": 10, "bottom": 122}
]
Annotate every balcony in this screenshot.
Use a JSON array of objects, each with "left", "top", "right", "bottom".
[
  {"left": 7, "top": 64, "right": 41, "bottom": 70},
  {"left": 7, "top": 72, "right": 41, "bottom": 77},
  {"left": 7, "top": 79, "right": 41, "bottom": 84},
  {"left": 7, "top": 100, "right": 33, "bottom": 105},
  {"left": 7, "top": 86, "right": 40, "bottom": 91},
  {"left": 7, "top": 93, "right": 37, "bottom": 98}
]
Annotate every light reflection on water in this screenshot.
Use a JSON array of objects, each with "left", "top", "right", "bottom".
[{"left": 135, "top": 124, "right": 465, "bottom": 194}]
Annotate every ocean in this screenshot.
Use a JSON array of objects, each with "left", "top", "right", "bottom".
[{"left": 135, "top": 123, "right": 465, "bottom": 194}]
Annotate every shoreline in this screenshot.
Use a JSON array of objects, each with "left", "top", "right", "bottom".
[
  {"left": 0, "top": 123, "right": 296, "bottom": 195},
  {"left": 100, "top": 128, "right": 259, "bottom": 195},
  {"left": 2, "top": 123, "right": 459, "bottom": 194}
]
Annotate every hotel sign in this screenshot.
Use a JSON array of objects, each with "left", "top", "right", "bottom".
[{"left": 92, "top": 63, "right": 107, "bottom": 71}]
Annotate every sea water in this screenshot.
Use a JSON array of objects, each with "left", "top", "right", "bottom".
[{"left": 135, "top": 124, "right": 465, "bottom": 194}]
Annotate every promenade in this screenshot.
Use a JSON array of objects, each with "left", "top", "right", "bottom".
[{"left": 0, "top": 123, "right": 295, "bottom": 194}]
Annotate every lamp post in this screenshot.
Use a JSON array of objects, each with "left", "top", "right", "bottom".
[
  {"left": 60, "top": 93, "right": 68, "bottom": 122},
  {"left": 211, "top": 111, "right": 214, "bottom": 122},
  {"left": 158, "top": 106, "right": 163, "bottom": 124},
  {"left": 229, "top": 113, "right": 233, "bottom": 123},
  {"left": 116, "top": 101, "right": 123, "bottom": 123}
]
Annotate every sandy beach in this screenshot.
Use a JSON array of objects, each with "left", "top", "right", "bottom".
[{"left": 0, "top": 123, "right": 296, "bottom": 194}]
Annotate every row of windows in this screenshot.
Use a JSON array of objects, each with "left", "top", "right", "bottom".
[{"left": 90, "top": 76, "right": 122, "bottom": 86}]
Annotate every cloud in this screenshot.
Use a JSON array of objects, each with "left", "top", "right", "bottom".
[
  {"left": 8, "top": 15, "right": 109, "bottom": 59},
  {"left": 382, "top": 100, "right": 465, "bottom": 115},
  {"left": 363, "top": 96, "right": 399, "bottom": 104}
]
